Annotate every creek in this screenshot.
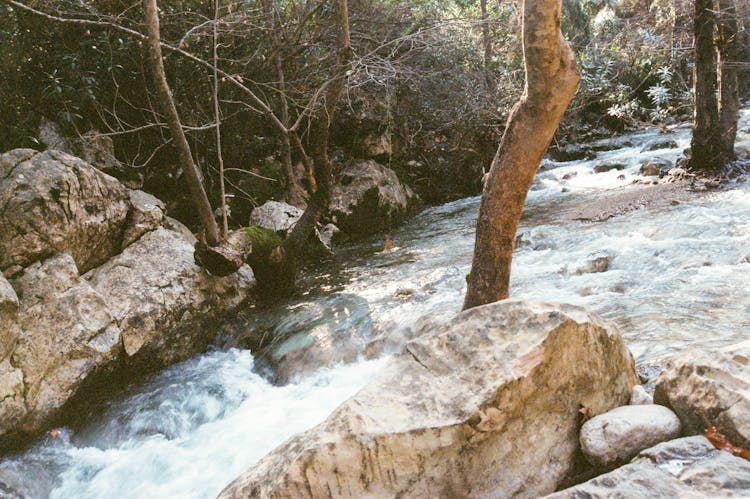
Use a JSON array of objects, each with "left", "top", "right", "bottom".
[{"left": 2, "top": 111, "right": 749, "bottom": 498}]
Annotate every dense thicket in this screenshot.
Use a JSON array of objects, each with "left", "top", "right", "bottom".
[{"left": 1, "top": 0, "right": 748, "bottom": 229}]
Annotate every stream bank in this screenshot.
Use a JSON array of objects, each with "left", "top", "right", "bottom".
[{"left": 1, "top": 111, "right": 749, "bottom": 497}]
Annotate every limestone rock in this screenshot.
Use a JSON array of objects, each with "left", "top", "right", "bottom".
[
  {"left": 0, "top": 149, "right": 130, "bottom": 273},
  {"left": 363, "top": 131, "right": 392, "bottom": 159},
  {"left": 73, "top": 130, "right": 143, "bottom": 190},
  {"left": 640, "top": 159, "right": 673, "bottom": 177},
  {"left": 593, "top": 161, "right": 626, "bottom": 173},
  {"left": 38, "top": 118, "right": 72, "bottom": 153},
  {"left": 580, "top": 404, "right": 682, "bottom": 468},
  {"left": 0, "top": 360, "right": 26, "bottom": 439},
  {"left": 329, "top": 160, "right": 420, "bottom": 236},
  {"left": 630, "top": 384, "right": 653, "bottom": 405},
  {"left": 575, "top": 252, "right": 612, "bottom": 274},
  {"left": 641, "top": 138, "right": 679, "bottom": 152},
  {"left": 549, "top": 144, "right": 597, "bottom": 162},
  {"left": 219, "top": 300, "right": 637, "bottom": 499},
  {"left": 121, "top": 189, "right": 165, "bottom": 248},
  {"left": 548, "top": 436, "right": 750, "bottom": 498},
  {"left": 85, "top": 228, "right": 254, "bottom": 365},
  {"left": 0, "top": 275, "right": 19, "bottom": 361},
  {"left": 249, "top": 201, "right": 337, "bottom": 254},
  {"left": 249, "top": 201, "right": 303, "bottom": 233},
  {"left": 11, "top": 254, "right": 121, "bottom": 431},
  {"left": 655, "top": 341, "right": 750, "bottom": 448}
]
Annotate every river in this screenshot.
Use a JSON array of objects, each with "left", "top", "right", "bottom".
[{"left": 2, "top": 111, "right": 749, "bottom": 498}]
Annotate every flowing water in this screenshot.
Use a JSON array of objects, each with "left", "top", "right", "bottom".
[{"left": 3, "top": 111, "right": 750, "bottom": 497}]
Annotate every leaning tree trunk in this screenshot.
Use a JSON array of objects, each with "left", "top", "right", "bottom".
[
  {"left": 463, "top": 0, "right": 580, "bottom": 310},
  {"left": 143, "top": 0, "right": 221, "bottom": 245},
  {"left": 690, "top": 0, "right": 724, "bottom": 175},
  {"left": 716, "top": 0, "right": 739, "bottom": 161}
]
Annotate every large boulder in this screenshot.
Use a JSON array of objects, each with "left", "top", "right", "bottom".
[
  {"left": 85, "top": 227, "right": 255, "bottom": 365},
  {"left": 548, "top": 436, "right": 750, "bottom": 498},
  {"left": 329, "top": 160, "right": 420, "bottom": 236},
  {"left": 10, "top": 254, "right": 121, "bottom": 432},
  {"left": 655, "top": 341, "right": 750, "bottom": 448},
  {"left": 0, "top": 275, "right": 20, "bottom": 361},
  {"left": 0, "top": 149, "right": 130, "bottom": 273},
  {"left": 219, "top": 300, "right": 637, "bottom": 498},
  {"left": 0, "top": 276, "right": 25, "bottom": 437}
]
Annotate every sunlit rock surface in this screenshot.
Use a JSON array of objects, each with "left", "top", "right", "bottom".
[
  {"left": 548, "top": 436, "right": 750, "bottom": 498},
  {"left": 220, "top": 300, "right": 636, "bottom": 498},
  {"left": 0, "top": 150, "right": 255, "bottom": 447},
  {"left": 580, "top": 404, "right": 681, "bottom": 468},
  {"left": 655, "top": 341, "right": 750, "bottom": 448}
]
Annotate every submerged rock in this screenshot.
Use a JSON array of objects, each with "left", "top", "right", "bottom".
[
  {"left": 0, "top": 149, "right": 130, "bottom": 273},
  {"left": 329, "top": 160, "right": 420, "bottom": 236},
  {"left": 220, "top": 300, "right": 637, "bottom": 498},
  {"left": 580, "top": 404, "right": 681, "bottom": 468},
  {"left": 639, "top": 159, "right": 673, "bottom": 177},
  {"left": 593, "top": 161, "right": 627, "bottom": 173},
  {"left": 655, "top": 341, "right": 750, "bottom": 448},
  {"left": 548, "top": 436, "right": 750, "bottom": 498},
  {"left": 641, "top": 138, "right": 679, "bottom": 152},
  {"left": 575, "top": 253, "right": 613, "bottom": 274},
  {"left": 549, "top": 143, "right": 597, "bottom": 162}
]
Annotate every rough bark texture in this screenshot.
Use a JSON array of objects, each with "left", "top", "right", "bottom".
[
  {"left": 463, "top": 0, "right": 580, "bottom": 310},
  {"left": 716, "top": 0, "right": 740, "bottom": 161},
  {"left": 219, "top": 300, "right": 636, "bottom": 499},
  {"left": 690, "top": 0, "right": 724, "bottom": 174},
  {"left": 142, "top": 0, "right": 220, "bottom": 245}
]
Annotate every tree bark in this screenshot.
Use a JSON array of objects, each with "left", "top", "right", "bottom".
[
  {"left": 142, "top": 0, "right": 221, "bottom": 245},
  {"left": 690, "top": 0, "right": 724, "bottom": 174},
  {"left": 261, "top": 0, "right": 307, "bottom": 208},
  {"left": 480, "top": 0, "right": 493, "bottom": 72},
  {"left": 716, "top": 0, "right": 739, "bottom": 161},
  {"left": 247, "top": 0, "right": 353, "bottom": 296},
  {"left": 463, "top": 0, "right": 579, "bottom": 310}
]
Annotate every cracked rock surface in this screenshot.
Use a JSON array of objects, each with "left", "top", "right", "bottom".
[
  {"left": 219, "top": 300, "right": 637, "bottom": 499},
  {"left": 0, "top": 149, "right": 255, "bottom": 448},
  {"left": 0, "top": 149, "right": 129, "bottom": 273},
  {"left": 655, "top": 341, "right": 750, "bottom": 448},
  {"left": 548, "top": 436, "right": 750, "bottom": 498}
]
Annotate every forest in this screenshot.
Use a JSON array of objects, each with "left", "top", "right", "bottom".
[{"left": 0, "top": 0, "right": 749, "bottom": 497}]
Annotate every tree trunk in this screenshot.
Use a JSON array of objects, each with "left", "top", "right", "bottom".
[
  {"left": 247, "top": 0, "right": 353, "bottom": 296},
  {"left": 261, "top": 0, "right": 307, "bottom": 208},
  {"left": 480, "top": 0, "right": 493, "bottom": 73},
  {"left": 142, "top": 0, "right": 221, "bottom": 245},
  {"left": 463, "top": 0, "right": 579, "bottom": 310},
  {"left": 690, "top": 0, "right": 724, "bottom": 174},
  {"left": 716, "top": 0, "right": 739, "bottom": 161}
]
